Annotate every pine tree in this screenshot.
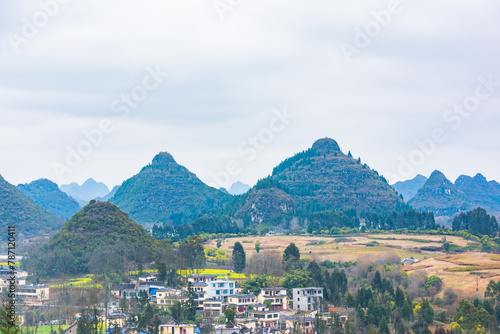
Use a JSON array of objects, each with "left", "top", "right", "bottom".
[{"left": 232, "top": 242, "right": 246, "bottom": 273}]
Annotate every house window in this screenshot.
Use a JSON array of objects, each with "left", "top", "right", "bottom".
[
  {"left": 216, "top": 290, "right": 220, "bottom": 295},
  {"left": 229, "top": 283, "right": 234, "bottom": 288},
  {"left": 230, "top": 290, "right": 234, "bottom": 294}
]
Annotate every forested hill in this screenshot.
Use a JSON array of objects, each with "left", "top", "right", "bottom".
[
  {"left": 0, "top": 174, "right": 63, "bottom": 239},
  {"left": 233, "top": 138, "right": 407, "bottom": 224},
  {"left": 17, "top": 178, "right": 81, "bottom": 221},
  {"left": 23, "top": 200, "right": 169, "bottom": 277},
  {"left": 110, "top": 152, "right": 232, "bottom": 227}
]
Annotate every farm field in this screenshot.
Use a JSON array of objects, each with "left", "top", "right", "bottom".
[{"left": 206, "top": 233, "right": 497, "bottom": 298}]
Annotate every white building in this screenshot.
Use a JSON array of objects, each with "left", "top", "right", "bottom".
[
  {"left": 292, "top": 288, "right": 323, "bottom": 311},
  {"left": 206, "top": 280, "right": 236, "bottom": 300}
]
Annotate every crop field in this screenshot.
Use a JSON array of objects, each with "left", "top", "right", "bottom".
[{"left": 206, "top": 233, "right": 496, "bottom": 298}]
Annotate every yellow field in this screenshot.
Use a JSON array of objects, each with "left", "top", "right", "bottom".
[{"left": 206, "top": 233, "right": 495, "bottom": 297}]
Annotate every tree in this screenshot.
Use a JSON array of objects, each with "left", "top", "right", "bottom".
[
  {"left": 443, "top": 242, "right": 451, "bottom": 253},
  {"left": 0, "top": 296, "right": 20, "bottom": 334},
  {"left": 224, "top": 306, "right": 236, "bottom": 325},
  {"left": 232, "top": 242, "right": 246, "bottom": 273},
  {"left": 255, "top": 241, "right": 261, "bottom": 253},
  {"left": 177, "top": 235, "right": 206, "bottom": 271},
  {"left": 243, "top": 275, "right": 269, "bottom": 295},
  {"left": 283, "top": 243, "right": 301, "bottom": 271},
  {"left": 156, "top": 261, "right": 167, "bottom": 283},
  {"left": 419, "top": 299, "right": 434, "bottom": 325},
  {"left": 216, "top": 240, "right": 222, "bottom": 249},
  {"left": 280, "top": 270, "right": 313, "bottom": 290},
  {"left": 372, "top": 271, "right": 382, "bottom": 291},
  {"left": 264, "top": 299, "right": 272, "bottom": 310}
]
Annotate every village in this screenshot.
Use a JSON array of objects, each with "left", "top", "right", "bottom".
[{"left": 0, "top": 266, "right": 355, "bottom": 334}]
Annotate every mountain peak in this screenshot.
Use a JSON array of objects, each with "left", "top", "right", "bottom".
[
  {"left": 312, "top": 138, "right": 341, "bottom": 154},
  {"left": 152, "top": 152, "right": 177, "bottom": 165},
  {"left": 473, "top": 173, "right": 487, "bottom": 183},
  {"left": 429, "top": 170, "right": 446, "bottom": 180}
]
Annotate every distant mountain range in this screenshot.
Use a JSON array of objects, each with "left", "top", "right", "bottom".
[
  {"left": 392, "top": 174, "right": 428, "bottom": 201},
  {"left": 4, "top": 138, "right": 499, "bottom": 236},
  {"left": 220, "top": 181, "right": 251, "bottom": 196},
  {"left": 60, "top": 178, "right": 110, "bottom": 206},
  {"left": 109, "top": 152, "right": 232, "bottom": 227},
  {"left": 408, "top": 170, "right": 500, "bottom": 223},
  {"left": 0, "top": 175, "right": 63, "bottom": 240},
  {"left": 17, "top": 179, "right": 81, "bottom": 220}
]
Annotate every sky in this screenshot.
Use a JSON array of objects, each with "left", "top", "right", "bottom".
[{"left": 1, "top": 0, "right": 499, "bottom": 191}]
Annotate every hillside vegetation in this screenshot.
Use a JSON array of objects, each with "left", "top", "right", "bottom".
[
  {"left": 23, "top": 200, "right": 170, "bottom": 277},
  {"left": 110, "top": 152, "right": 231, "bottom": 226},
  {"left": 17, "top": 178, "right": 81, "bottom": 220},
  {"left": 0, "top": 174, "right": 63, "bottom": 240}
]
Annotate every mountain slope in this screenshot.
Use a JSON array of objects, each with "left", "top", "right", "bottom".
[
  {"left": 17, "top": 179, "right": 81, "bottom": 221},
  {"left": 392, "top": 174, "right": 428, "bottom": 201},
  {"left": 0, "top": 174, "right": 63, "bottom": 239},
  {"left": 110, "top": 152, "right": 231, "bottom": 226},
  {"left": 234, "top": 138, "right": 406, "bottom": 224},
  {"left": 408, "top": 170, "right": 473, "bottom": 218},
  {"left": 60, "top": 178, "right": 110, "bottom": 205},
  {"left": 23, "top": 200, "right": 165, "bottom": 277}
]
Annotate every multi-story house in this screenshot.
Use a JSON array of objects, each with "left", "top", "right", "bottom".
[
  {"left": 187, "top": 274, "right": 218, "bottom": 284},
  {"left": 156, "top": 288, "right": 187, "bottom": 308},
  {"left": 203, "top": 298, "right": 224, "bottom": 317},
  {"left": 227, "top": 294, "right": 255, "bottom": 315},
  {"left": 159, "top": 324, "right": 197, "bottom": 334},
  {"left": 248, "top": 304, "right": 280, "bottom": 328},
  {"left": 257, "top": 288, "right": 288, "bottom": 311},
  {"left": 206, "top": 280, "right": 236, "bottom": 300},
  {"left": 17, "top": 284, "right": 50, "bottom": 305},
  {"left": 292, "top": 288, "right": 323, "bottom": 311}
]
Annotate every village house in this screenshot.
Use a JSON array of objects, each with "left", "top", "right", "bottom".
[
  {"left": 247, "top": 304, "right": 280, "bottom": 328},
  {"left": 159, "top": 324, "right": 197, "bottom": 334},
  {"left": 203, "top": 298, "right": 224, "bottom": 317},
  {"left": 187, "top": 274, "right": 218, "bottom": 284},
  {"left": 17, "top": 284, "right": 50, "bottom": 305},
  {"left": 292, "top": 288, "right": 323, "bottom": 311},
  {"left": 257, "top": 288, "right": 288, "bottom": 311},
  {"left": 206, "top": 280, "right": 236, "bottom": 300},
  {"left": 227, "top": 294, "right": 255, "bottom": 315},
  {"left": 156, "top": 288, "right": 188, "bottom": 308}
]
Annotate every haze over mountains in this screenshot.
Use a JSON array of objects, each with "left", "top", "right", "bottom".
[
  {"left": 409, "top": 170, "right": 500, "bottom": 223},
  {"left": 392, "top": 174, "right": 428, "bottom": 201},
  {"left": 60, "top": 178, "right": 110, "bottom": 206},
  {"left": 2, "top": 137, "right": 499, "bottom": 238}
]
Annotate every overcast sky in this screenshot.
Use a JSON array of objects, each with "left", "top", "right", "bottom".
[{"left": 1, "top": 0, "right": 499, "bottom": 191}]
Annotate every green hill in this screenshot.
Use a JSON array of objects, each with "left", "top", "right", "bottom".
[
  {"left": 233, "top": 138, "right": 406, "bottom": 224},
  {"left": 110, "top": 152, "right": 232, "bottom": 227},
  {"left": 17, "top": 179, "right": 81, "bottom": 221},
  {"left": 23, "top": 200, "right": 167, "bottom": 277},
  {"left": 0, "top": 174, "right": 63, "bottom": 240}
]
